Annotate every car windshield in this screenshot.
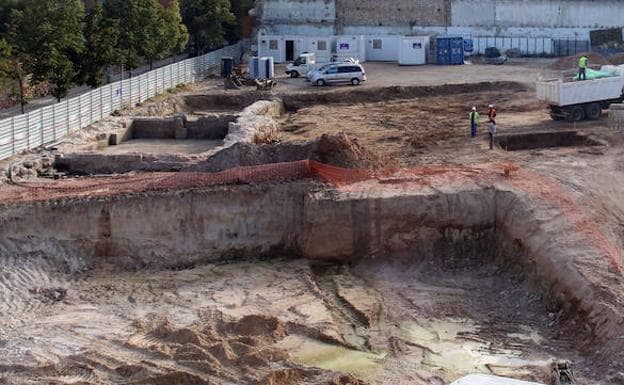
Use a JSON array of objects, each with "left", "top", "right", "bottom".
[{"left": 317, "top": 64, "right": 333, "bottom": 72}]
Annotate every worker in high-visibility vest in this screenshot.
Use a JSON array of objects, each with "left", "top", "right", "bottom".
[
  {"left": 469, "top": 106, "right": 479, "bottom": 138},
  {"left": 578, "top": 55, "right": 588, "bottom": 81}
]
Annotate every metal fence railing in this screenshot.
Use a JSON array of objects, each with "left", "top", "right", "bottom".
[
  {"left": 466, "top": 36, "right": 590, "bottom": 57},
  {"left": 0, "top": 42, "right": 243, "bottom": 161}
]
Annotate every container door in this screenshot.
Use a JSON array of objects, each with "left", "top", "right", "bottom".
[
  {"left": 437, "top": 38, "right": 450, "bottom": 65},
  {"left": 450, "top": 37, "right": 464, "bottom": 65},
  {"left": 285, "top": 40, "right": 295, "bottom": 62}
]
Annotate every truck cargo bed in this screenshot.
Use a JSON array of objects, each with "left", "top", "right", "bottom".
[{"left": 536, "top": 76, "right": 624, "bottom": 107}]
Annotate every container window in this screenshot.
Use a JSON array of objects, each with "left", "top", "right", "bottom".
[
  {"left": 269, "top": 40, "right": 278, "bottom": 50},
  {"left": 373, "top": 39, "right": 382, "bottom": 49},
  {"left": 317, "top": 40, "right": 327, "bottom": 51}
]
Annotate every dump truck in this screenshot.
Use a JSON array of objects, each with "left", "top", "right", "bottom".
[{"left": 536, "top": 65, "right": 624, "bottom": 121}]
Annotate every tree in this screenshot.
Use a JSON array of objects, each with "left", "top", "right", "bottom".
[
  {"left": 0, "top": 38, "right": 27, "bottom": 113},
  {"left": 0, "top": 0, "right": 25, "bottom": 112},
  {"left": 0, "top": 0, "right": 20, "bottom": 36},
  {"left": 135, "top": 0, "right": 167, "bottom": 70},
  {"left": 225, "top": 0, "right": 254, "bottom": 43},
  {"left": 103, "top": 0, "right": 168, "bottom": 73},
  {"left": 9, "top": 0, "right": 85, "bottom": 102},
  {"left": 159, "top": 0, "right": 189, "bottom": 62},
  {"left": 181, "top": 0, "right": 235, "bottom": 55},
  {"left": 77, "top": 3, "right": 120, "bottom": 88}
]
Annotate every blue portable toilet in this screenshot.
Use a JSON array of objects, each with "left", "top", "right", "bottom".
[{"left": 251, "top": 57, "right": 260, "bottom": 78}]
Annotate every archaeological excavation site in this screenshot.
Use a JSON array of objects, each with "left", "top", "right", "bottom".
[{"left": 2, "top": 59, "right": 624, "bottom": 385}]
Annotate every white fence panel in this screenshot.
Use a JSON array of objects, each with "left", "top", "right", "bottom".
[
  {"left": 13, "top": 115, "right": 28, "bottom": 153},
  {"left": 0, "top": 42, "right": 242, "bottom": 160},
  {"left": 91, "top": 89, "right": 102, "bottom": 122},
  {"left": 144, "top": 73, "right": 150, "bottom": 101},
  {"left": 68, "top": 98, "right": 81, "bottom": 132},
  {"left": 0, "top": 119, "right": 13, "bottom": 159},
  {"left": 41, "top": 105, "right": 55, "bottom": 144},
  {"left": 27, "top": 110, "right": 43, "bottom": 148},
  {"left": 156, "top": 68, "right": 164, "bottom": 94},
  {"left": 121, "top": 79, "right": 131, "bottom": 108},
  {"left": 79, "top": 93, "right": 91, "bottom": 128},
  {"left": 54, "top": 102, "right": 68, "bottom": 137}
]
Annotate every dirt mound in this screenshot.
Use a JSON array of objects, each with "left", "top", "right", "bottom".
[
  {"left": 316, "top": 133, "right": 391, "bottom": 169},
  {"left": 610, "top": 53, "right": 624, "bottom": 65},
  {"left": 224, "top": 314, "right": 289, "bottom": 340},
  {"left": 5, "top": 311, "right": 368, "bottom": 385},
  {"left": 549, "top": 52, "right": 611, "bottom": 70},
  {"left": 183, "top": 133, "right": 385, "bottom": 173}
]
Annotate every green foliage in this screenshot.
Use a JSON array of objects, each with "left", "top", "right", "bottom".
[
  {"left": 134, "top": 0, "right": 167, "bottom": 69},
  {"left": 181, "top": 0, "right": 235, "bottom": 54},
  {"left": 160, "top": 0, "right": 190, "bottom": 57},
  {"left": 103, "top": 0, "right": 147, "bottom": 70},
  {"left": 104, "top": 0, "right": 189, "bottom": 71},
  {"left": 0, "top": 0, "right": 240, "bottom": 108},
  {"left": 225, "top": 0, "right": 254, "bottom": 43},
  {"left": 0, "top": 0, "right": 20, "bottom": 36},
  {"left": 78, "top": 3, "right": 120, "bottom": 88},
  {"left": 9, "top": 0, "right": 84, "bottom": 101}
]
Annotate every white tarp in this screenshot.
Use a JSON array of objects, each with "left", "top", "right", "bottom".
[{"left": 451, "top": 374, "right": 546, "bottom": 385}]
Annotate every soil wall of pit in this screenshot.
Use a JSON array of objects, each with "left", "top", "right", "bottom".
[
  {"left": 0, "top": 183, "right": 620, "bottom": 358},
  {"left": 0, "top": 185, "right": 499, "bottom": 270}
]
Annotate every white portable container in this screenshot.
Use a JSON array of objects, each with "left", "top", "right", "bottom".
[
  {"left": 366, "top": 35, "right": 401, "bottom": 62},
  {"left": 398, "top": 36, "right": 430, "bottom": 65},
  {"left": 335, "top": 35, "right": 366, "bottom": 63},
  {"left": 257, "top": 35, "right": 284, "bottom": 63},
  {"left": 259, "top": 57, "right": 275, "bottom": 79},
  {"left": 305, "top": 37, "right": 334, "bottom": 63}
]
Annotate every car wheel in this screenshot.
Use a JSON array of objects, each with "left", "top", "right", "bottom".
[
  {"left": 290, "top": 71, "right": 299, "bottom": 78},
  {"left": 351, "top": 78, "right": 360, "bottom": 86},
  {"left": 316, "top": 79, "right": 325, "bottom": 86}
]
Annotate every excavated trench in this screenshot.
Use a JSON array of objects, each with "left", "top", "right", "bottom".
[
  {"left": 0, "top": 181, "right": 621, "bottom": 384},
  {"left": 496, "top": 130, "right": 603, "bottom": 151}
]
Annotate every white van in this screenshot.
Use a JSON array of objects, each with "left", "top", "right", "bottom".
[{"left": 308, "top": 63, "right": 367, "bottom": 86}]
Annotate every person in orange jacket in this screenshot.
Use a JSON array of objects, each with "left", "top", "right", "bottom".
[{"left": 487, "top": 104, "right": 497, "bottom": 149}]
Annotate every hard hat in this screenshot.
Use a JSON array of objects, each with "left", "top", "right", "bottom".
[
  {"left": 488, "top": 104, "right": 494, "bottom": 108},
  {"left": 471, "top": 106, "right": 476, "bottom": 111}
]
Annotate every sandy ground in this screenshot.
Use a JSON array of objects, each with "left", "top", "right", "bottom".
[
  {"left": 101, "top": 139, "right": 225, "bottom": 155},
  {"left": 273, "top": 59, "right": 560, "bottom": 92},
  {"left": 2, "top": 59, "right": 624, "bottom": 385},
  {"left": 278, "top": 86, "right": 608, "bottom": 167},
  {"left": 0, "top": 255, "right": 586, "bottom": 385}
]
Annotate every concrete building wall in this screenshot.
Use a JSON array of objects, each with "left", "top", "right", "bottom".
[
  {"left": 257, "top": 0, "right": 336, "bottom": 35},
  {"left": 257, "top": 0, "right": 624, "bottom": 44},
  {"left": 336, "top": 0, "right": 449, "bottom": 31},
  {"left": 452, "top": 0, "right": 624, "bottom": 29}
]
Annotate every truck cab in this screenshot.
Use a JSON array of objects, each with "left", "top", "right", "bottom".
[{"left": 286, "top": 53, "right": 317, "bottom": 78}]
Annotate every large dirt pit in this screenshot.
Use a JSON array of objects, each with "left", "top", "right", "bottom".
[
  {"left": 2, "top": 65, "right": 624, "bottom": 385},
  {"left": 1, "top": 174, "right": 624, "bottom": 385}
]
